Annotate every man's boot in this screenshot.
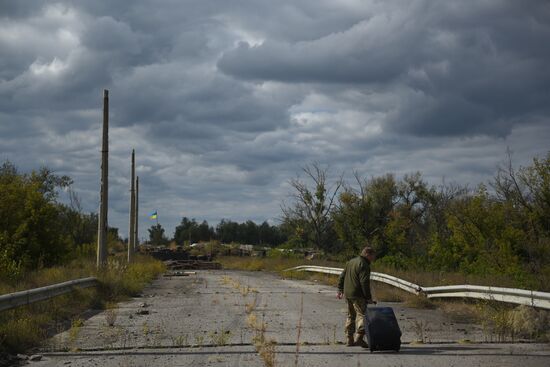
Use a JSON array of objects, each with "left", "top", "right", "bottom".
[
  {"left": 354, "top": 333, "right": 368, "bottom": 348},
  {"left": 346, "top": 335, "right": 355, "bottom": 346}
]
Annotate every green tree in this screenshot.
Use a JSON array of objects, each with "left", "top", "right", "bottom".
[
  {"left": 0, "top": 161, "right": 73, "bottom": 278},
  {"left": 148, "top": 224, "right": 168, "bottom": 246},
  {"left": 173, "top": 217, "right": 197, "bottom": 245},
  {"left": 383, "top": 172, "right": 431, "bottom": 261},
  {"left": 57, "top": 189, "right": 98, "bottom": 248},
  {"left": 216, "top": 219, "right": 239, "bottom": 243},
  {"left": 489, "top": 151, "right": 550, "bottom": 282},
  {"left": 281, "top": 163, "right": 342, "bottom": 251},
  {"left": 174, "top": 217, "right": 214, "bottom": 245},
  {"left": 333, "top": 173, "right": 397, "bottom": 258},
  {"left": 438, "top": 186, "right": 526, "bottom": 282},
  {"left": 197, "top": 220, "right": 214, "bottom": 242}
]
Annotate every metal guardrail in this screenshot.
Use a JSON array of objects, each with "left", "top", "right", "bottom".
[
  {"left": 0, "top": 277, "right": 99, "bottom": 312},
  {"left": 422, "top": 284, "right": 550, "bottom": 309},
  {"left": 285, "top": 265, "right": 422, "bottom": 294},
  {"left": 284, "top": 265, "right": 550, "bottom": 310}
]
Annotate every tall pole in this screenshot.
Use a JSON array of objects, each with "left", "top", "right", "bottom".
[
  {"left": 97, "top": 90, "right": 109, "bottom": 268},
  {"left": 134, "top": 176, "right": 139, "bottom": 253},
  {"left": 128, "top": 149, "right": 136, "bottom": 263}
]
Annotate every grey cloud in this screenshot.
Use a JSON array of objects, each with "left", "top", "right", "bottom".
[
  {"left": 218, "top": 1, "right": 550, "bottom": 137},
  {"left": 109, "top": 65, "right": 294, "bottom": 150},
  {"left": 0, "top": 1, "right": 50, "bottom": 19},
  {"left": 82, "top": 16, "right": 141, "bottom": 54},
  {"left": 218, "top": 33, "right": 412, "bottom": 84},
  {"left": 1, "top": 0, "right": 549, "bottom": 237}
]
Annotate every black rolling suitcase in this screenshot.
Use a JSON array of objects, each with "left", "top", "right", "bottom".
[{"left": 364, "top": 306, "right": 401, "bottom": 353}]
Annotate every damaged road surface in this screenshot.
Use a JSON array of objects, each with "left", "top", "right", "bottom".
[{"left": 32, "top": 271, "right": 550, "bottom": 367}]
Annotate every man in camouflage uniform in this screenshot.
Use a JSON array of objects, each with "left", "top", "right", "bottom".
[{"left": 337, "top": 246, "right": 376, "bottom": 347}]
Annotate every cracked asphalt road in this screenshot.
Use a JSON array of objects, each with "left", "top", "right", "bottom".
[{"left": 30, "top": 270, "right": 550, "bottom": 366}]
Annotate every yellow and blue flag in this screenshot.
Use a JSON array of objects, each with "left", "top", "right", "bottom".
[{"left": 149, "top": 211, "right": 157, "bottom": 219}]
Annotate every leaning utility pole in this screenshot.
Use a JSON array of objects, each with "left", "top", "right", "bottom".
[
  {"left": 134, "top": 176, "right": 139, "bottom": 252},
  {"left": 97, "top": 90, "right": 109, "bottom": 268},
  {"left": 128, "top": 149, "right": 136, "bottom": 263}
]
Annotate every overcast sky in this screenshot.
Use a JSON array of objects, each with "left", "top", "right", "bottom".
[{"left": 1, "top": 0, "right": 549, "bottom": 240}]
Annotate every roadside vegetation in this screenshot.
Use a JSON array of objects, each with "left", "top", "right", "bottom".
[
  {"left": 0, "top": 162, "right": 165, "bottom": 355},
  {"left": 0, "top": 255, "right": 165, "bottom": 354},
  {"left": 279, "top": 152, "right": 550, "bottom": 292},
  {"left": 153, "top": 151, "right": 550, "bottom": 292}
]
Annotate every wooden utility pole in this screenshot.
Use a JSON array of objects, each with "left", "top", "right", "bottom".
[
  {"left": 97, "top": 90, "right": 109, "bottom": 268},
  {"left": 134, "top": 176, "right": 139, "bottom": 252},
  {"left": 128, "top": 149, "right": 136, "bottom": 262}
]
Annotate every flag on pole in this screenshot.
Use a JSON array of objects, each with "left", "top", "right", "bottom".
[{"left": 149, "top": 211, "right": 157, "bottom": 220}]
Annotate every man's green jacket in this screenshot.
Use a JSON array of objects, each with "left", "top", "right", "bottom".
[{"left": 337, "top": 256, "right": 372, "bottom": 300}]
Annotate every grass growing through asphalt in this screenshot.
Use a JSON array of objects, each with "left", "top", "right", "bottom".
[{"left": 0, "top": 254, "right": 166, "bottom": 354}]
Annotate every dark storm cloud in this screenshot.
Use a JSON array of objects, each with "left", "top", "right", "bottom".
[
  {"left": 219, "top": 0, "right": 550, "bottom": 137},
  {"left": 112, "top": 65, "right": 291, "bottom": 134},
  {"left": 0, "top": 1, "right": 50, "bottom": 19},
  {"left": 1, "top": 0, "right": 549, "bottom": 237}
]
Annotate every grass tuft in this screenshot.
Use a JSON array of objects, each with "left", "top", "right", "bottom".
[{"left": 404, "top": 295, "right": 436, "bottom": 309}]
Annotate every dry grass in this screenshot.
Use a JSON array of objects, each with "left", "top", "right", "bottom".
[
  {"left": 437, "top": 300, "right": 480, "bottom": 323},
  {"left": 257, "top": 339, "right": 277, "bottom": 367},
  {"left": 260, "top": 342, "right": 277, "bottom": 366},
  {"left": 437, "top": 300, "right": 550, "bottom": 342},
  {"left": 0, "top": 255, "right": 165, "bottom": 354},
  {"left": 411, "top": 319, "right": 429, "bottom": 343},
  {"left": 475, "top": 303, "right": 550, "bottom": 342},
  {"left": 509, "top": 306, "right": 550, "bottom": 340},
  {"left": 247, "top": 313, "right": 267, "bottom": 333},
  {"left": 225, "top": 271, "right": 277, "bottom": 366},
  {"left": 372, "top": 264, "right": 522, "bottom": 289},
  {"left": 68, "top": 318, "right": 84, "bottom": 349},
  {"left": 0, "top": 315, "right": 49, "bottom": 353},
  {"left": 371, "top": 282, "right": 407, "bottom": 303},
  {"left": 245, "top": 295, "right": 258, "bottom": 314},
  {"left": 247, "top": 311, "right": 275, "bottom": 367},
  {"left": 404, "top": 295, "right": 437, "bottom": 309},
  {"left": 0, "top": 258, "right": 96, "bottom": 295},
  {"left": 294, "top": 293, "right": 304, "bottom": 367},
  {"left": 104, "top": 304, "right": 118, "bottom": 327}
]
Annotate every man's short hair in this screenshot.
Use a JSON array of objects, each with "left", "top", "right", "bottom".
[{"left": 361, "top": 246, "right": 375, "bottom": 257}]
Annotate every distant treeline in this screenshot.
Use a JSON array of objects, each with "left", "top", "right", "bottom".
[
  {"left": 280, "top": 153, "right": 550, "bottom": 289},
  {"left": 148, "top": 217, "right": 287, "bottom": 247}
]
